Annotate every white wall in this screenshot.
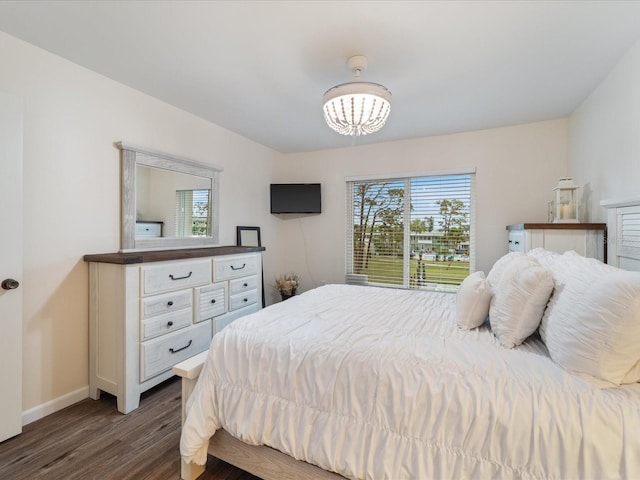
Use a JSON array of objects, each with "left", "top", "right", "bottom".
[
  {"left": 0, "top": 31, "right": 282, "bottom": 419},
  {"left": 569, "top": 38, "right": 640, "bottom": 221},
  {"left": 275, "top": 119, "right": 569, "bottom": 292}
]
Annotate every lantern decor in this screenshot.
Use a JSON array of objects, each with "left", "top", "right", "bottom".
[{"left": 552, "top": 178, "right": 579, "bottom": 223}]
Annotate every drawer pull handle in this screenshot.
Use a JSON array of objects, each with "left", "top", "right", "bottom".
[
  {"left": 230, "top": 264, "right": 246, "bottom": 271},
  {"left": 243, "top": 298, "right": 248, "bottom": 302},
  {"left": 169, "top": 271, "right": 192, "bottom": 281},
  {"left": 211, "top": 299, "right": 216, "bottom": 304},
  {"left": 169, "top": 340, "right": 192, "bottom": 354},
  {"left": 508, "top": 240, "right": 512, "bottom": 243},
  {"left": 167, "top": 321, "right": 174, "bottom": 327},
  {"left": 514, "top": 241, "right": 520, "bottom": 245},
  {"left": 167, "top": 301, "right": 174, "bottom": 306},
  {"left": 243, "top": 283, "right": 248, "bottom": 287}
]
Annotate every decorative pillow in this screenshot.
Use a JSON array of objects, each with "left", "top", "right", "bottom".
[
  {"left": 489, "top": 255, "right": 554, "bottom": 348},
  {"left": 486, "top": 252, "right": 525, "bottom": 291},
  {"left": 540, "top": 252, "right": 640, "bottom": 385},
  {"left": 526, "top": 247, "right": 562, "bottom": 268},
  {"left": 456, "top": 271, "right": 492, "bottom": 330}
]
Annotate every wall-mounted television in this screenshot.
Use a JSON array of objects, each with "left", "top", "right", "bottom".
[{"left": 270, "top": 183, "right": 321, "bottom": 214}]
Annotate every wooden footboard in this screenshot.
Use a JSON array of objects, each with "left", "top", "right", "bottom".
[
  {"left": 208, "top": 429, "right": 344, "bottom": 480},
  {"left": 172, "top": 351, "right": 344, "bottom": 480},
  {"left": 172, "top": 350, "right": 209, "bottom": 480}
]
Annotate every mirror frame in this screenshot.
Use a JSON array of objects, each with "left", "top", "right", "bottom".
[{"left": 117, "top": 142, "right": 222, "bottom": 251}]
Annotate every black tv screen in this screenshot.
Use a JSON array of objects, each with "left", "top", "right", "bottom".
[{"left": 270, "top": 183, "right": 321, "bottom": 214}]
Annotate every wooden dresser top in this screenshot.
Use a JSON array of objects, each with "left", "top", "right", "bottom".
[
  {"left": 84, "top": 245, "right": 265, "bottom": 265},
  {"left": 506, "top": 223, "right": 606, "bottom": 231}
]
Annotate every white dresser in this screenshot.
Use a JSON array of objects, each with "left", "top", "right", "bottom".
[
  {"left": 84, "top": 246, "right": 264, "bottom": 413},
  {"left": 506, "top": 223, "right": 606, "bottom": 261}
]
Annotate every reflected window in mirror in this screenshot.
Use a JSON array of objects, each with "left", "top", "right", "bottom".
[{"left": 176, "top": 189, "right": 211, "bottom": 237}]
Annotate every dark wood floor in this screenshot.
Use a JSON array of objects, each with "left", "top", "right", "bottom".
[{"left": 0, "top": 377, "right": 260, "bottom": 480}]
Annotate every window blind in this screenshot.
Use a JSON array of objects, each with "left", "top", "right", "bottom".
[
  {"left": 346, "top": 173, "right": 475, "bottom": 291},
  {"left": 175, "top": 189, "right": 210, "bottom": 237}
]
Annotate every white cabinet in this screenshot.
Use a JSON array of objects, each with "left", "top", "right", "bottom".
[
  {"left": 85, "top": 247, "right": 263, "bottom": 413},
  {"left": 507, "top": 223, "right": 606, "bottom": 261}
]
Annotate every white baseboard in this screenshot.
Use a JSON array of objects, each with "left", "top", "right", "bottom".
[{"left": 22, "top": 386, "right": 89, "bottom": 426}]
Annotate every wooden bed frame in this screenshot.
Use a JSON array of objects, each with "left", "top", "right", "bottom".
[
  {"left": 172, "top": 352, "right": 344, "bottom": 480},
  {"left": 173, "top": 196, "right": 640, "bottom": 480}
]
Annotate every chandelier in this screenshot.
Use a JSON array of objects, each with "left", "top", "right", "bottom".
[{"left": 322, "top": 55, "right": 392, "bottom": 136}]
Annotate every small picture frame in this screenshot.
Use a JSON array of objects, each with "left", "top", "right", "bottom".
[{"left": 236, "top": 226, "right": 261, "bottom": 247}]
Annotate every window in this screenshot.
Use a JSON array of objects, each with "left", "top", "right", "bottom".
[
  {"left": 175, "top": 189, "right": 211, "bottom": 237},
  {"left": 346, "top": 171, "right": 475, "bottom": 291}
]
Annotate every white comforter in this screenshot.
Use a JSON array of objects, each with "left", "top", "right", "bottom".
[{"left": 181, "top": 284, "right": 640, "bottom": 479}]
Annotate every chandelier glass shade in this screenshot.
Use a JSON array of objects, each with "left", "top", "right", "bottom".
[
  {"left": 322, "top": 82, "right": 392, "bottom": 136},
  {"left": 322, "top": 55, "right": 392, "bottom": 136}
]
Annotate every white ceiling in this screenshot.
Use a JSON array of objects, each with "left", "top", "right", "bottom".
[{"left": 1, "top": 1, "right": 640, "bottom": 153}]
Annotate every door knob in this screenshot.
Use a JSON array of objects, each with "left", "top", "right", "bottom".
[{"left": 2, "top": 278, "right": 19, "bottom": 290}]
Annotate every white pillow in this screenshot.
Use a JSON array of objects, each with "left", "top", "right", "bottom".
[
  {"left": 456, "top": 271, "right": 492, "bottom": 330},
  {"left": 489, "top": 255, "right": 554, "bottom": 348},
  {"left": 540, "top": 252, "right": 640, "bottom": 385},
  {"left": 486, "top": 252, "right": 525, "bottom": 291},
  {"left": 526, "top": 247, "right": 561, "bottom": 268}
]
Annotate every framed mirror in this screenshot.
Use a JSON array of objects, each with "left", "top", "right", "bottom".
[{"left": 117, "top": 142, "right": 222, "bottom": 251}]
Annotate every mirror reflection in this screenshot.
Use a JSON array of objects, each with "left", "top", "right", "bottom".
[{"left": 136, "top": 164, "right": 212, "bottom": 239}]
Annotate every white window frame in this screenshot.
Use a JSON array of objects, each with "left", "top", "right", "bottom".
[{"left": 345, "top": 168, "right": 476, "bottom": 291}]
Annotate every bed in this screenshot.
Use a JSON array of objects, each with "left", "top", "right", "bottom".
[{"left": 174, "top": 198, "right": 640, "bottom": 480}]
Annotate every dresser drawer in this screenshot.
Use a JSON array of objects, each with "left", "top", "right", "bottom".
[
  {"left": 140, "top": 289, "right": 192, "bottom": 319},
  {"left": 229, "top": 289, "right": 258, "bottom": 311},
  {"left": 508, "top": 231, "right": 525, "bottom": 253},
  {"left": 229, "top": 275, "right": 258, "bottom": 295},
  {"left": 213, "top": 254, "right": 258, "bottom": 281},
  {"left": 141, "top": 308, "right": 192, "bottom": 341},
  {"left": 195, "top": 283, "right": 227, "bottom": 322},
  {"left": 140, "top": 320, "right": 211, "bottom": 382},
  {"left": 135, "top": 222, "right": 163, "bottom": 237},
  {"left": 215, "top": 314, "right": 236, "bottom": 333},
  {"left": 141, "top": 260, "right": 210, "bottom": 296}
]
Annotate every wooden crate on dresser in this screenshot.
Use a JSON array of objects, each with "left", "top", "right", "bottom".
[
  {"left": 506, "top": 223, "right": 606, "bottom": 261},
  {"left": 84, "top": 246, "right": 265, "bottom": 414}
]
